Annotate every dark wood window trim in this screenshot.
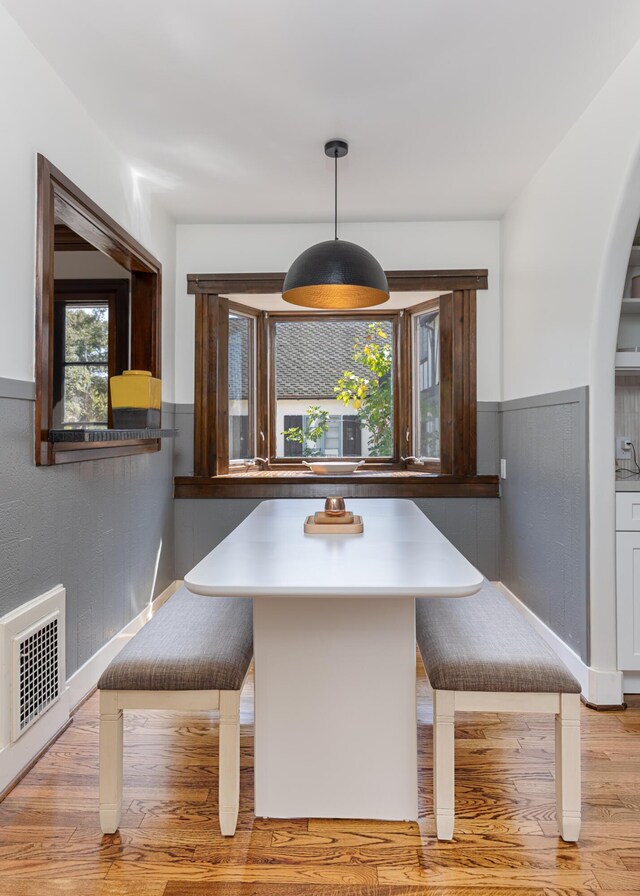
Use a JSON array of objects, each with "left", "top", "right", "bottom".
[
  {"left": 36, "top": 154, "right": 162, "bottom": 465},
  {"left": 174, "top": 474, "right": 500, "bottom": 500},
  {"left": 177, "top": 269, "right": 499, "bottom": 499}
]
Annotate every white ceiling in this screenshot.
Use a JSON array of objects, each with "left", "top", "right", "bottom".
[{"left": 5, "top": 0, "right": 640, "bottom": 223}]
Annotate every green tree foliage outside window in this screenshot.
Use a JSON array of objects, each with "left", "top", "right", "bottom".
[
  {"left": 63, "top": 306, "right": 109, "bottom": 425},
  {"left": 335, "top": 323, "right": 392, "bottom": 456},
  {"left": 282, "top": 322, "right": 393, "bottom": 457}
]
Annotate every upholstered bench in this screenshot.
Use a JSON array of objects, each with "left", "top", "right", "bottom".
[
  {"left": 98, "top": 585, "right": 253, "bottom": 836},
  {"left": 416, "top": 580, "right": 582, "bottom": 842}
]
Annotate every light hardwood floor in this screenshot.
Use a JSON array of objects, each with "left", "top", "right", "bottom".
[{"left": 0, "top": 656, "right": 639, "bottom": 896}]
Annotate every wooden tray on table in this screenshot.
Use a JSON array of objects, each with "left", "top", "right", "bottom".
[{"left": 304, "top": 514, "right": 364, "bottom": 534}]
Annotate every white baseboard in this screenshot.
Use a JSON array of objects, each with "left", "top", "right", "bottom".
[
  {"left": 0, "top": 579, "right": 181, "bottom": 795},
  {"left": 493, "top": 582, "right": 624, "bottom": 708}
]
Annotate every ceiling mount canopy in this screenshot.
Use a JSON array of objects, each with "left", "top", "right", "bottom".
[{"left": 282, "top": 140, "right": 389, "bottom": 310}]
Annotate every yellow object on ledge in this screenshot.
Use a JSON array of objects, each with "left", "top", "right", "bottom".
[{"left": 110, "top": 370, "right": 162, "bottom": 428}]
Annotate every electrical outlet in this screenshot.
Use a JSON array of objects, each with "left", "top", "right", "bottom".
[
  {"left": 500, "top": 458, "right": 507, "bottom": 479},
  {"left": 616, "top": 436, "right": 632, "bottom": 461}
]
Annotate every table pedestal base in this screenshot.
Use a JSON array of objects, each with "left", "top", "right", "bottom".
[{"left": 253, "top": 596, "right": 418, "bottom": 820}]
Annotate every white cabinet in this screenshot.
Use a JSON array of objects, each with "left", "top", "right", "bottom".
[
  {"left": 616, "top": 492, "right": 640, "bottom": 531},
  {"left": 616, "top": 494, "right": 640, "bottom": 669}
]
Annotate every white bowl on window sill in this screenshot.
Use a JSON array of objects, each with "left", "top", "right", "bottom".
[{"left": 302, "top": 460, "right": 365, "bottom": 475}]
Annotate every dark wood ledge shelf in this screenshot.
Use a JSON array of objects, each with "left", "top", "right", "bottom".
[
  {"left": 49, "top": 428, "right": 178, "bottom": 443},
  {"left": 47, "top": 428, "right": 176, "bottom": 465},
  {"left": 174, "top": 472, "right": 500, "bottom": 499}
]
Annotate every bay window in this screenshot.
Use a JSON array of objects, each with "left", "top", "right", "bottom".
[{"left": 179, "top": 269, "right": 497, "bottom": 498}]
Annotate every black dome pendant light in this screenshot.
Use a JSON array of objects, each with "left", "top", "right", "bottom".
[{"left": 282, "top": 140, "right": 389, "bottom": 309}]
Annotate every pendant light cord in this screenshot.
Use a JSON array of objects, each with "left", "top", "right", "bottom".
[{"left": 334, "top": 149, "right": 338, "bottom": 240}]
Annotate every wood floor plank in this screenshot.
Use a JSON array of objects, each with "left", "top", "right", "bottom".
[
  {"left": 414, "top": 844, "right": 624, "bottom": 871},
  {"left": 271, "top": 828, "right": 423, "bottom": 848},
  {"left": 539, "top": 820, "right": 640, "bottom": 838},
  {"left": 163, "top": 886, "right": 548, "bottom": 896},
  {"left": 0, "top": 883, "right": 166, "bottom": 896},
  {"left": 0, "top": 807, "right": 142, "bottom": 830},
  {"left": 594, "top": 868, "right": 640, "bottom": 890},
  {"left": 378, "top": 867, "right": 600, "bottom": 889},
  {"left": 424, "top": 819, "right": 545, "bottom": 836},
  {"left": 0, "top": 824, "right": 77, "bottom": 844},
  {"left": 105, "top": 862, "right": 379, "bottom": 884},
  {"left": 615, "top": 851, "right": 640, "bottom": 871},
  {"left": 0, "top": 858, "right": 111, "bottom": 880},
  {"left": 192, "top": 844, "right": 420, "bottom": 866},
  {"left": 69, "top": 827, "right": 273, "bottom": 849},
  {"left": 164, "top": 886, "right": 550, "bottom": 896}
]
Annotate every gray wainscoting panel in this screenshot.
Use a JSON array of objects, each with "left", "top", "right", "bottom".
[
  {"left": 173, "top": 405, "right": 195, "bottom": 477},
  {"left": 174, "top": 498, "right": 263, "bottom": 575},
  {"left": 0, "top": 377, "right": 35, "bottom": 401},
  {"left": 477, "top": 401, "right": 500, "bottom": 475},
  {"left": 500, "top": 387, "right": 589, "bottom": 662},
  {"left": 0, "top": 395, "right": 175, "bottom": 677},
  {"left": 414, "top": 498, "right": 500, "bottom": 581}
]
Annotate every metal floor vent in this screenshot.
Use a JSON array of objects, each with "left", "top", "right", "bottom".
[
  {"left": 0, "top": 585, "right": 65, "bottom": 746},
  {"left": 16, "top": 613, "right": 60, "bottom": 736}
]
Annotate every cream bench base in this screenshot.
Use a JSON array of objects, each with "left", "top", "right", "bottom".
[
  {"left": 432, "top": 689, "right": 581, "bottom": 842},
  {"left": 100, "top": 681, "right": 246, "bottom": 837}
]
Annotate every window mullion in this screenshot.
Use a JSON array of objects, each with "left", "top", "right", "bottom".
[
  {"left": 398, "top": 309, "right": 412, "bottom": 463},
  {"left": 438, "top": 293, "right": 454, "bottom": 474},
  {"left": 255, "top": 314, "right": 268, "bottom": 461},
  {"left": 266, "top": 316, "right": 277, "bottom": 461},
  {"left": 194, "top": 293, "right": 229, "bottom": 477},
  {"left": 216, "top": 296, "right": 230, "bottom": 475},
  {"left": 450, "top": 289, "right": 477, "bottom": 476}
]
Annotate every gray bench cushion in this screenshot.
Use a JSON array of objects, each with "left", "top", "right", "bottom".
[
  {"left": 416, "top": 580, "right": 581, "bottom": 694},
  {"left": 98, "top": 586, "right": 253, "bottom": 692}
]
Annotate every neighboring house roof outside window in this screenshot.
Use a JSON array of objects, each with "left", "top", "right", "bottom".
[
  {"left": 228, "top": 316, "right": 250, "bottom": 400},
  {"left": 275, "top": 320, "right": 370, "bottom": 399},
  {"left": 229, "top": 317, "right": 386, "bottom": 401}
]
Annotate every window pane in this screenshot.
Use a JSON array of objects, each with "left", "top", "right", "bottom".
[
  {"left": 413, "top": 306, "right": 440, "bottom": 460},
  {"left": 228, "top": 313, "right": 253, "bottom": 461},
  {"left": 63, "top": 364, "right": 108, "bottom": 425},
  {"left": 65, "top": 305, "right": 109, "bottom": 362},
  {"left": 275, "top": 318, "right": 394, "bottom": 457}
]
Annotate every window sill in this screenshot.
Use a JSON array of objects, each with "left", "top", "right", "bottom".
[
  {"left": 174, "top": 471, "right": 500, "bottom": 499},
  {"left": 48, "top": 438, "right": 160, "bottom": 465},
  {"left": 41, "top": 427, "right": 177, "bottom": 465}
]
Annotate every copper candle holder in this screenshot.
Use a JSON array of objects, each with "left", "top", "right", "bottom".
[{"left": 324, "top": 496, "right": 347, "bottom": 516}]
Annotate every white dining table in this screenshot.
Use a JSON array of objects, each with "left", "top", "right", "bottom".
[{"left": 184, "top": 498, "right": 483, "bottom": 821}]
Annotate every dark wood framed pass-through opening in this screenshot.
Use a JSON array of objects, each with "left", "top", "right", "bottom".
[
  {"left": 176, "top": 269, "right": 499, "bottom": 499},
  {"left": 35, "top": 154, "right": 162, "bottom": 465}
]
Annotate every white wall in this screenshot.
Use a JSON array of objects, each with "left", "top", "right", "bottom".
[
  {"left": 502, "top": 41, "right": 640, "bottom": 690},
  {"left": 175, "top": 221, "right": 501, "bottom": 405},
  {"left": 0, "top": 4, "right": 175, "bottom": 400}
]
